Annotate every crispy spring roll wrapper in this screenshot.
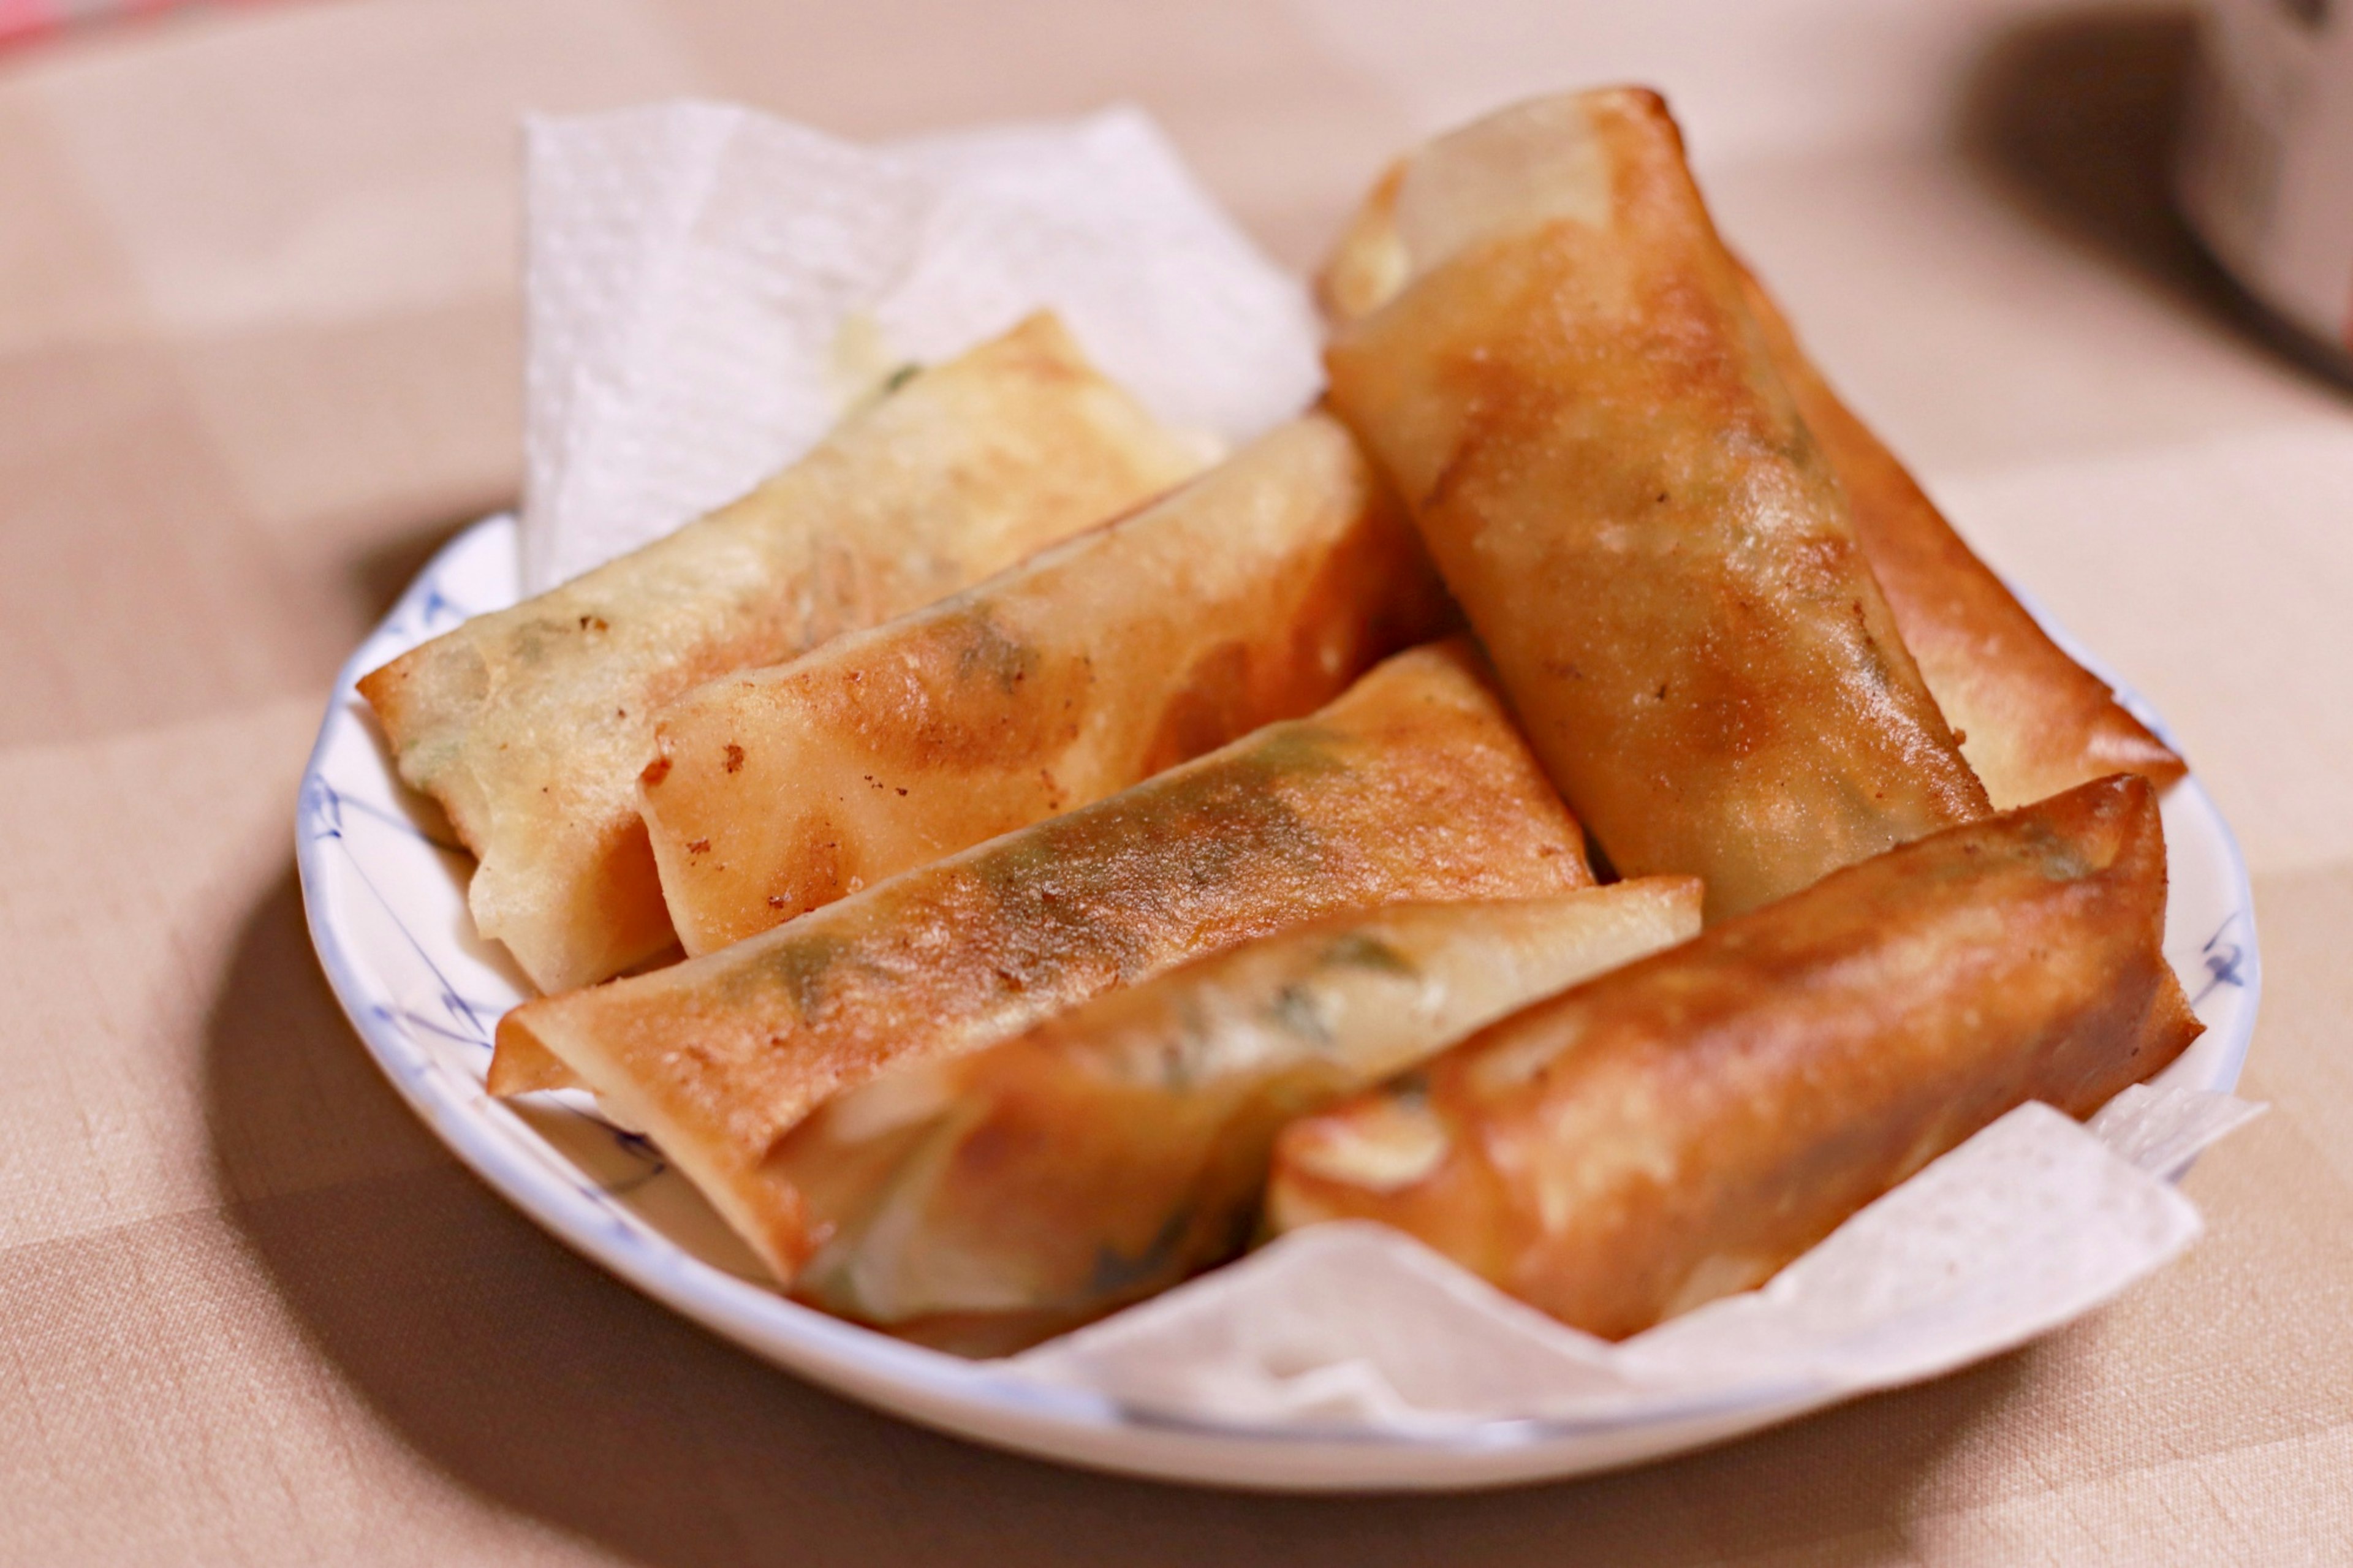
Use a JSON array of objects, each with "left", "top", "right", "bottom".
[
  {"left": 779, "top": 881, "right": 1701, "bottom": 1349},
  {"left": 1336, "top": 157, "right": 2183, "bottom": 815},
  {"left": 1268, "top": 773, "right": 2202, "bottom": 1341},
  {"left": 1735, "top": 272, "right": 2185, "bottom": 809},
  {"left": 640, "top": 412, "right": 1455, "bottom": 956},
  {"left": 359, "top": 315, "right": 1205, "bottom": 992},
  {"left": 495, "top": 641, "right": 1594, "bottom": 1281},
  {"left": 1319, "top": 90, "right": 1988, "bottom": 920}
]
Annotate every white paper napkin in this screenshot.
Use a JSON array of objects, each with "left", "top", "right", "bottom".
[
  {"left": 520, "top": 100, "right": 1322, "bottom": 591},
  {"left": 1006, "top": 1086, "right": 2263, "bottom": 1433}
]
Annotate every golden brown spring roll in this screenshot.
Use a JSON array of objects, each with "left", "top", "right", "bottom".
[
  {"left": 1319, "top": 89, "right": 1988, "bottom": 920},
  {"left": 496, "top": 641, "right": 1594, "bottom": 1281},
  {"left": 779, "top": 881, "right": 1700, "bottom": 1349},
  {"left": 1268, "top": 772, "right": 2201, "bottom": 1340},
  {"left": 360, "top": 315, "right": 1205, "bottom": 992},
  {"left": 640, "top": 412, "right": 1455, "bottom": 956},
  {"left": 1735, "top": 272, "right": 2186, "bottom": 809}
]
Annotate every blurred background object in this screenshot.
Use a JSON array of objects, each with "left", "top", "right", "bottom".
[
  {"left": 2177, "top": 0, "right": 2353, "bottom": 378},
  {"left": 0, "top": 0, "right": 271, "bottom": 51}
]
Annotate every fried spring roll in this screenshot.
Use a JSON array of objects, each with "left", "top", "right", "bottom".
[
  {"left": 779, "top": 881, "right": 1700, "bottom": 1347},
  {"left": 1268, "top": 773, "right": 2201, "bottom": 1340},
  {"left": 640, "top": 412, "right": 1455, "bottom": 956},
  {"left": 1319, "top": 90, "right": 1988, "bottom": 920},
  {"left": 1735, "top": 272, "right": 2186, "bottom": 809},
  {"left": 496, "top": 641, "right": 1594, "bottom": 1280},
  {"left": 360, "top": 315, "right": 1205, "bottom": 991}
]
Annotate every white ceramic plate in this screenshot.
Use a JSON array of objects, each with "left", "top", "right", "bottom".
[{"left": 297, "top": 514, "right": 2260, "bottom": 1491}]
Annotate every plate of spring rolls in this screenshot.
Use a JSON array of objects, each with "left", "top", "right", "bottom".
[{"left": 297, "top": 88, "right": 2260, "bottom": 1490}]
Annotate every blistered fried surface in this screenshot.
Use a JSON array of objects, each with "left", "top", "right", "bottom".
[
  {"left": 1327, "top": 134, "right": 2184, "bottom": 820},
  {"left": 776, "top": 881, "right": 1699, "bottom": 1348},
  {"left": 1738, "top": 271, "right": 2186, "bottom": 810},
  {"left": 1320, "top": 90, "right": 1988, "bottom": 919},
  {"left": 640, "top": 414, "right": 1455, "bottom": 955},
  {"left": 496, "top": 642, "right": 1593, "bottom": 1280},
  {"left": 357, "top": 315, "right": 1204, "bottom": 991},
  {"left": 1268, "top": 773, "right": 2201, "bottom": 1340}
]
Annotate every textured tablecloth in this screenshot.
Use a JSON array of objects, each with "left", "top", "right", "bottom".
[{"left": 4, "top": 1, "right": 2349, "bottom": 1561}]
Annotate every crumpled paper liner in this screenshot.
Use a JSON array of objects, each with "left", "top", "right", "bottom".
[
  {"left": 521, "top": 100, "right": 1322, "bottom": 590},
  {"left": 513, "top": 99, "right": 2265, "bottom": 1438},
  {"left": 1006, "top": 1085, "right": 2263, "bottom": 1433}
]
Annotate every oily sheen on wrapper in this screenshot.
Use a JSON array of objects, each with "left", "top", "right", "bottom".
[
  {"left": 496, "top": 642, "right": 1596, "bottom": 1282},
  {"left": 640, "top": 412, "right": 1455, "bottom": 955},
  {"left": 1268, "top": 773, "right": 2202, "bottom": 1341},
  {"left": 1320, "top": 110, "right": 2184, "bottom": 817},
  {"left": 1320, "top": 89, "right": 1990, "bottom": 920},
  {"left": 360, "top": 314, "right": 1205, "bottom": 993},
  {"left": 1731, "top": 271, "right": 2186, "bottom": 811},
  {"left": 778, "top": 882, "right": 1700, "bottom": 1353}
]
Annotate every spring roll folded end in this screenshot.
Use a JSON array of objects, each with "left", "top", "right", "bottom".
[
  {"left": 484, "top": 1026, "right": 579, "bottom": 1096},
  {"left": 492, "top": 995, "right": 821, "bottom": 1285}
]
